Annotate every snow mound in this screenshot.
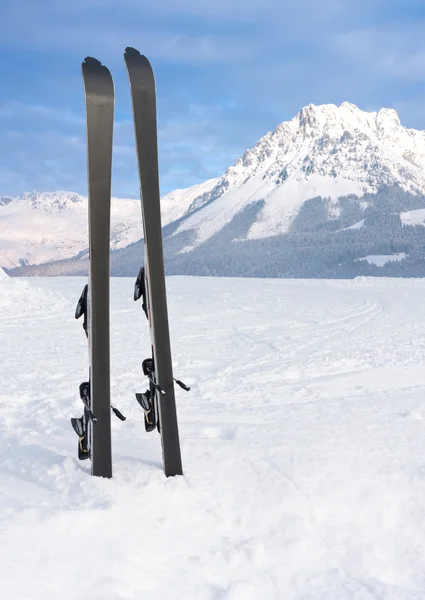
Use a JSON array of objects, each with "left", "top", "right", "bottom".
[{"left": 0, "top": 277, "right": 70, "bottom": 315}]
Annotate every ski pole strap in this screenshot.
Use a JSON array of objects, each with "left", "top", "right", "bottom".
[
  {"left": 75, "top": 284, "right": 88, "bottom": 338},
  {"left": 134, "top": 266, "right": 148, "bottom": 319}
]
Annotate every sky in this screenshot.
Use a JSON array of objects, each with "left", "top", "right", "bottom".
[{"left": 2, "top": 0, "right": 425, "bottom": 198}]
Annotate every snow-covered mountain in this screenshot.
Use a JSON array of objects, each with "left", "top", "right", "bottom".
[
  {"left": 171, "top": 102, "right": 425, "bottom": 250},
  {"left": 0, "top": 182, "right": 217, "bottom": 268},
  {"left": 0, "top": 191, "right": 139, "bottom": 268},
  {"left": 5, "top": 101, "right": 425, "bottom": 274}
]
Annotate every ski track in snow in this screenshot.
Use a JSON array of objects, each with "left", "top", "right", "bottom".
[{"left": 2, "top": 276, "right": 425, "bottom": 599}]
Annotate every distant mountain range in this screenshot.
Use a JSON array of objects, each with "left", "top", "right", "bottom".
[
  {"left": 5, "top": 101, "right": 425, "bottom": 278},
  {"left": 0, "top": 179, "right": 217, "bottom": 269}
]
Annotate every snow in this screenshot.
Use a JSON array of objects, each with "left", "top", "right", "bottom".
[
  {"left": 178, "top": 172, "right": 369, "bottom": 248},
  {"left": 0, "top": 266, "right": 9, "bottom": 280},
  {"left": 2, "top": 275, "right": 425, "bottom": 598},
  {"left": 400, "top": 208, "right": 425, "bottom": 227},
  {"left": 0, "top": 184, "right": 215, "bottom": 269},
  {"left": 342, "top": 219, "right": 365, "bottom": 231},
  {"left": 175, "top": 101, "right": 425, "bottom": 249},
  {"left": 357, "top": 253, "right": 407, "bottom": 266},
  {"left": 159, "top": 177, "right": 218, "bottom": 224},
  {"left": 0, "top": 191, "right": 144, "bottom": 268}
]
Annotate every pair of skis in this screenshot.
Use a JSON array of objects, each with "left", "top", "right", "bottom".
[{"left": 71, "top": 48, "right": 187, "bottom": 478}]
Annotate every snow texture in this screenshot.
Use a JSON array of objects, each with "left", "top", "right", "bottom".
[
  {"left": 357, "top": 253, "right": 407, "bottom": 266},
  {"left": 341, "top": 219, "right": 366, "bottom": 231},
  {"left": 2, "top": 275, "right": 425, "bottom": 599},
  {"left": 400, "top": 208, "right": 425, "bottom": 227}
]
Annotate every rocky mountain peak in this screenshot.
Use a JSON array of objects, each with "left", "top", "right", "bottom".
[{"left": 174, "top": 102, "right": 425, "bottom": 245}]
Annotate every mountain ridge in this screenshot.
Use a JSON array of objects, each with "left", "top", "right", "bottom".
[
  {"left": 0, "top": 181, "right": 217, "bottom": 268},
  {"left": 4, "top": 101, "right": 425, "bottom": 275},
  {"left": 171, "top": 101, "right": 425, "bottom": 250}
]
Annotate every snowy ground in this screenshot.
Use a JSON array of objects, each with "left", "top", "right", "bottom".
[
  {"left": 356, "top": 253, "right": 407, "bottom": 267},
  {"left": 2, "top": 275, "right": 425, "bottom": 599}
]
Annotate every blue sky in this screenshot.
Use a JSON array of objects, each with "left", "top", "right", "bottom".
[{"left": 1, "top": 0, "right": 425, "bottom": 198}]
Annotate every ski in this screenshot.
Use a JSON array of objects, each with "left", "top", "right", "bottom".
[
  {"left": 124, "top": 47, "right": 186, "bottom": 477},
  {"left": 71, "top": 57, "right": 114, "bottom": 478}
]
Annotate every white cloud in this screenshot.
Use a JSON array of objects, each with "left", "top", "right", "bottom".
[
  {"left": 1, "top": 9, "right": 254, "bottom": 64},
  {"left": 0, "top": 102, "right": 84, "bottom": 125},
  {"left": 336, "top": 24, "right": 425, "bottom": 82}
]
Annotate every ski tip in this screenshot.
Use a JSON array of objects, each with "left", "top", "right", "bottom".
[
  {"left": 81, "top": 57, "right": 114, "bottom": 98},
  {"left": 124, "top": 47, "right": 151, "bottom": 66},
  {"left": 83, "top": 56, "right": 102, "bottom": 69},
  {"left": 124, "top": 47, "right": 141, "bottom": 58},
  {"left": 82, "top": 56, "right": 111, "bottom": 77},
  {"left": 83, "top": 56, "right": 101, "bottom": 66}
]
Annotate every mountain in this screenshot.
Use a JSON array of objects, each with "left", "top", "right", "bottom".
[
  {"left": 0, "top": 181, "right": 217, "bottom": 269},
  {"left": 168, "top": 101, "right": 425, "bottom": 251},
  {"left": 0, "top": 191, "right": 139, "bottom": 269},
  {"left": 6, "top": 101, "right": 425, "bottom": 278}
]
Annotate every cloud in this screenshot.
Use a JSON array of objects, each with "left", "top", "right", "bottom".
[
  {"left": 2, "top": 0, "right": 425, "bottom": 197},
  {"left": 336, "top": 24, "right": 425, "bottom": 81},
  {"left": 5, "top": 28, "right": 252, "bottom": 65},
  {"left": 0, "top": 102, "right": 85, "bottom": 126},
  {"left": 1, "top": 0, "right": 381, "bottom": 61},
  {"left": 4, "top": 0, "right": 338, "bottom": 27},
  {"left": 156, "top": 102, "right": 253, "bottom": 192},
  {"left": 0, "top": 167, "right": 27, "bottom": 190},
  {"left": 1, "top": 1, "right": 258, "bottom": 64}
]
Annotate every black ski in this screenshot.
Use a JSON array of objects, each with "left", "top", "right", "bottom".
[
  {"left": 71, "top": 57, "right": 114, "bottom": 478},
  {"left": 124, "top": 47, "right": 185, "bottom": 477}
]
